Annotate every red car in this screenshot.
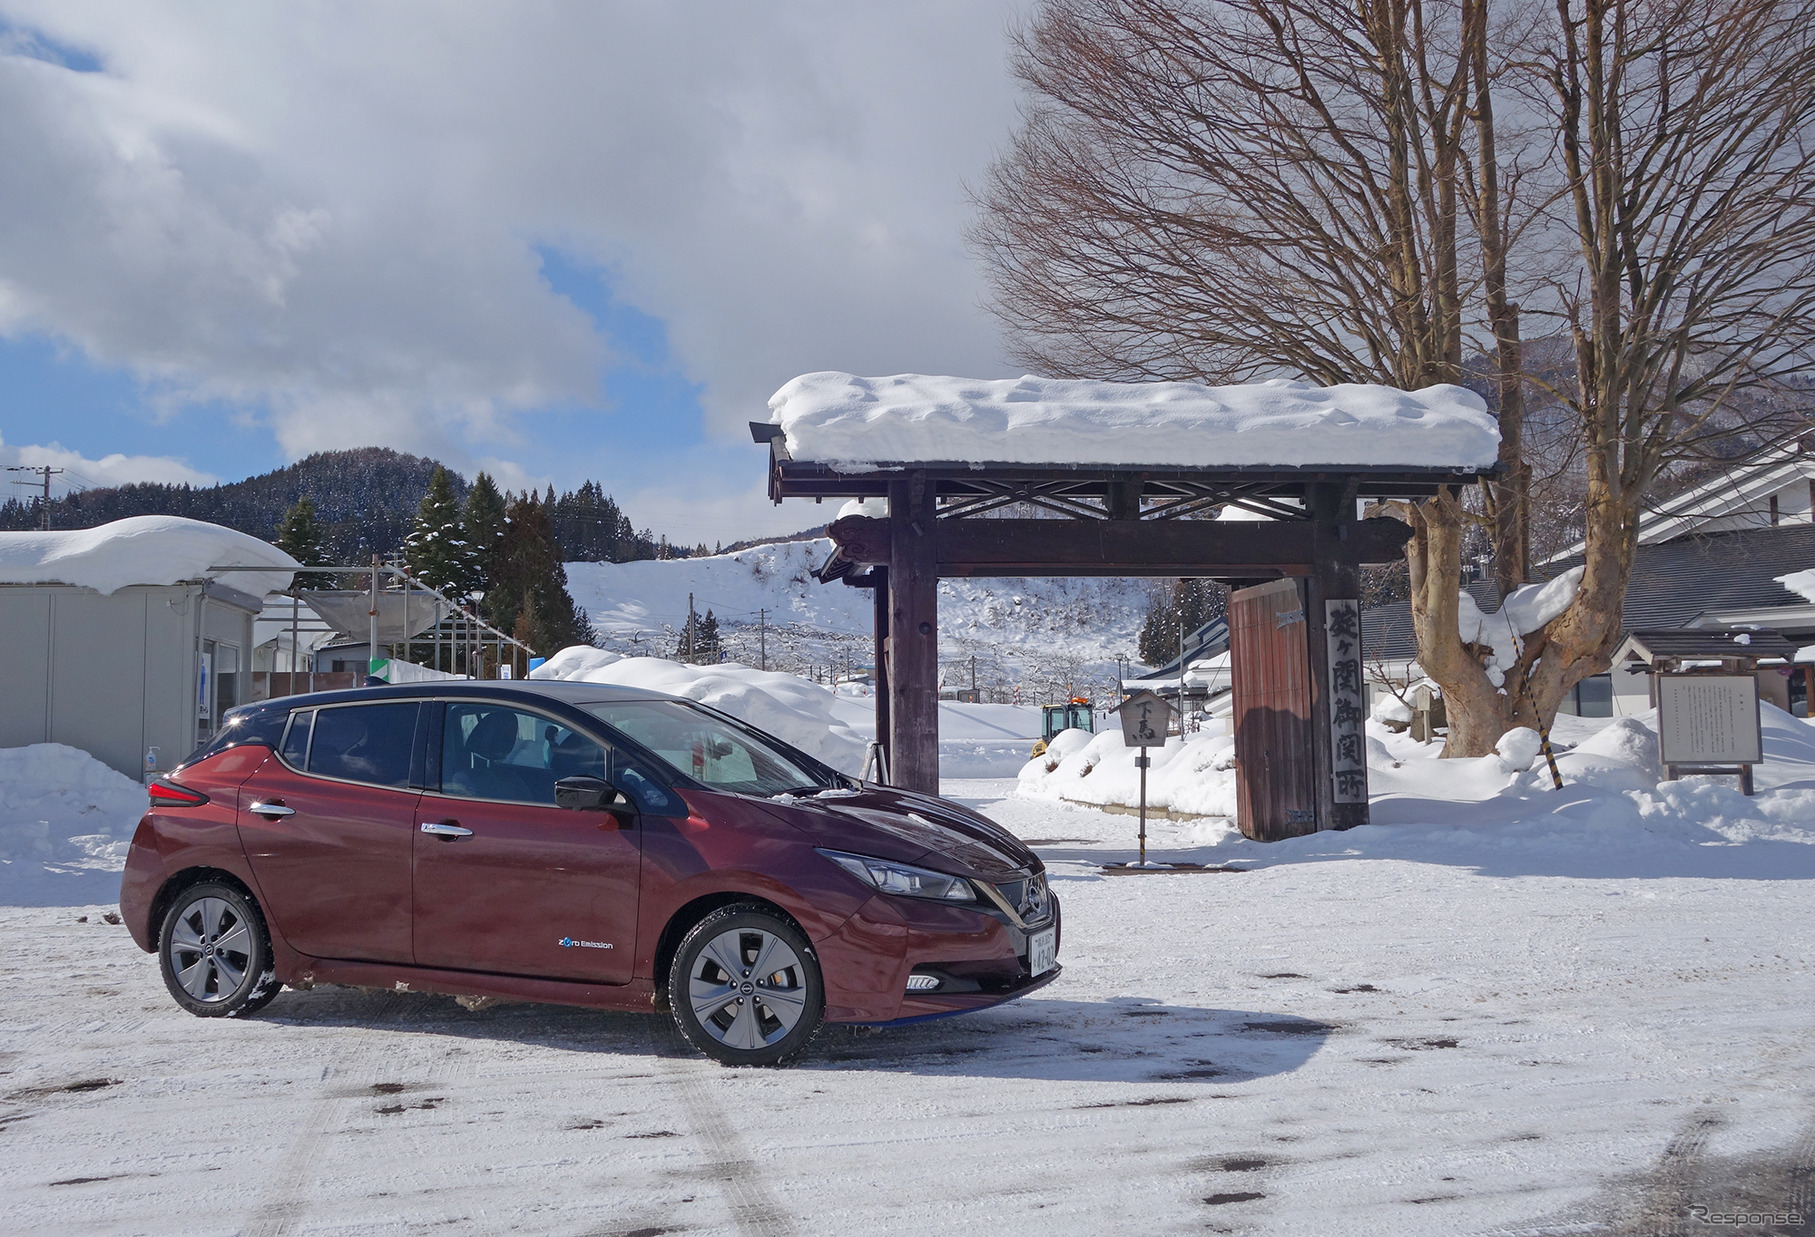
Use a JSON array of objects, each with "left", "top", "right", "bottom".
[{"left": 120, "top": 681, "right": 1059, "bottom": 1065}]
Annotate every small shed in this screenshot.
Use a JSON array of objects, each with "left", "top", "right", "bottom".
[{"left": 0, "top": 517, "right": 299, "bottom": 780}]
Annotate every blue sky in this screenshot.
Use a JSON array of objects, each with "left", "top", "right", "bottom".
[{"left": 0, "top": 2, "right": 1024, "bottom": 540}]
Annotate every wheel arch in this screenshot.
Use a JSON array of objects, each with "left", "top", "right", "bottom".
[
  {"left": 651, "top": 891, "right": 811, "bottom": 1008},
  {"left": 150, "top": 867, "right": 264, "bottom": 940}
]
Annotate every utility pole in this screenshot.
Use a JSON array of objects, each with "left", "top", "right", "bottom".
[
  {"left": 7, "top": 465, "right": 63, "bottom": 530},
  {"left": 686, "top": 592, "right": 697, "bottom": 665},
  {"left": 758, "top": 608, "right": 767, "bottom": 671}
]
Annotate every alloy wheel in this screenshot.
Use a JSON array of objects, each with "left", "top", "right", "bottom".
[{"left": 686, "top": 926, "right": 810, "bottom": 1051}]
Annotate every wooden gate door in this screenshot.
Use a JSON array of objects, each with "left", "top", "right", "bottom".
[{"left": 1229, "top": 578, "right": 1318, "bottom": 840}]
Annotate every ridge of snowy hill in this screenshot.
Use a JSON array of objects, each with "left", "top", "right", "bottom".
[{"left": 565, "top": 538, "right": 1155, "bottom": 701}]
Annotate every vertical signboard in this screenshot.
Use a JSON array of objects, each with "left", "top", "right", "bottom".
[{"left": 1324, "top": 599, "right": 1367, "bottom": 804}]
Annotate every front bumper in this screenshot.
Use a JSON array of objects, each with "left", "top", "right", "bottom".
[{"left": 813, "top": 888, "right": 1061, "bottom": 1024}]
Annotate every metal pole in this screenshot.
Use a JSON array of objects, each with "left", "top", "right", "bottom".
[
  {"left": 368, "top": 555, "right": 380, "bottom": 683},
  {"left": 291, "top": 592, "right": 300, "bottom": 693},
  {"left": 759, "top": 608, "right": 767, "bottom": 671}
]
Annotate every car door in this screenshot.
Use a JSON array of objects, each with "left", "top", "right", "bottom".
[
  {"left": 236, "top": 700, "right": 425, "bottom": 963},
  {"left": 412, "top": 701, "right": 640, "bottom": 984}
]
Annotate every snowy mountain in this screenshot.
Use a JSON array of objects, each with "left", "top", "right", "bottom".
[{"left": 565, "top": 538, "right": 1156, "bottom": 705}]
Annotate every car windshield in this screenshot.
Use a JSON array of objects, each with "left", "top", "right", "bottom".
[{"left": 581, "top": 699, "right": 839, "bottom": 797}]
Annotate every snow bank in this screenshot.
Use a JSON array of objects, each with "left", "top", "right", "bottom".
[
  {"left": 1457, "top": 566, "right": 1583, "bottom": 686},
  {"left": 767, "top": 372, "right": 1501, "bottom": 470},
  {"left": 1020, "top": 724, "right": 1241, "bottom": 818},
  {"left": 0, "top": 744, "right": 146, "bottom": 907},
  {"left": 0, "top": 516, "right": 299, "bottom": 596},
  {"left": 530, "top": 647, "right": 872, "bottom": 774},
  {"left": 1020, "top": 704, "right": 1815, "bottom": 857}
]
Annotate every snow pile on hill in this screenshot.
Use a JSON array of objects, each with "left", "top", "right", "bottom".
[
  {"left": 0, "top": 744, "right": 146, "bottom": 906},
  {"left": 531, "top": 646, "right": 873, "bottom": 774},
  {"left": 1019, "top": 705, "right": 1815, "bottom": 862},
  {"left": 767, "top": 371, "right": 1501, "bottom": 470},
  {"left": 0, "top": 515, "right": 299, "bottom": 596}
]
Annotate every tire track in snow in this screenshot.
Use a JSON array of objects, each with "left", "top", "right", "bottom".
[
  {"left": 648, "top": 1020, "right": 796, "bottom": 1237},
  {"left": 241, "top": 997, "right": 414, "bottom": 1237}
]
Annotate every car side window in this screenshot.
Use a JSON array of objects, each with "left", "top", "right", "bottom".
[
  {"left": 307, "top": 703, "right": 418, "bottom": 789},
  {"left": 441, "top": 703, "right": 609, "bottom": 806},
  {"left": 280, "top": 709, "right": 314, "bottom": 768}
]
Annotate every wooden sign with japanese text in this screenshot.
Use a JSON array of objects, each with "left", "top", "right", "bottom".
[
  {"left": 1116, "top": 690, "right": 1169, "bottom": 748},
  {"left": 1657, "top": 674, "right": 1762, "bottom": 765},
  {"left": 1325, "top": 599, "right": 1368, "bottom": 803}
]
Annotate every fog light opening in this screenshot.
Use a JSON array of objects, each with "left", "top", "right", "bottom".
[{"left": 905, "top": 973, "right": 942, "bottom": 992}]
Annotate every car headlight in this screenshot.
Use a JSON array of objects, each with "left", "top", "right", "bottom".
[{"left": 816, "top": 848, "right": 977, "bottom": 902}]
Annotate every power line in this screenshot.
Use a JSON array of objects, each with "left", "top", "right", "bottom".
[{"left": 5, "top": 466, "right": 63, "bottom": 530}]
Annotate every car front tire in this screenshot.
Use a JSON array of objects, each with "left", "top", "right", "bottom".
[
  {"left": 668, "top": 904, "right": 825, "bottom": 1067},
  {"left": 158, "top": 882, "right": 281, "bottom": 1018}
]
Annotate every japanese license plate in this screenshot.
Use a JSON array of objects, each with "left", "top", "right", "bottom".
[{"left": 1027, "top": 927, "right": 1057, "bottom": 976}]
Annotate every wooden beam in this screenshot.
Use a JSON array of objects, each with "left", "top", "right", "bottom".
[
  {"left": 886, "top": 478, "right": 940, "bottom": 793},
  {"left": 825, "top": 515, "right": 1411, "bottom": 577}
]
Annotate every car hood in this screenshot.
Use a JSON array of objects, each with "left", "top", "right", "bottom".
[{"left": 762, "top": 785, "right": 1039, "bottom": 882}]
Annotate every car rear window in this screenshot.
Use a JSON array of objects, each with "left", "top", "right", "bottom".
[
  {"left": 307, "top": 702, "right": 418, "bottom": 789},
  {"left": 178, "top": 703, "right": 290, "bottom": 769}
]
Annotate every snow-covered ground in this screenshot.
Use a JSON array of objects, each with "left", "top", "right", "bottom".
[{"left": 2, "top": 709, "right": 1813, "bottom": 1234}]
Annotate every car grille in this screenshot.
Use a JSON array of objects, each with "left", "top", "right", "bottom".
[{"left": 995, "top": 873, "right": 1052, "bottom": 924}]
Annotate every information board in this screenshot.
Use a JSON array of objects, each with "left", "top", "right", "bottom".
[{"left": 1656, "top": 674, "right": 1762, "bottom": 765}]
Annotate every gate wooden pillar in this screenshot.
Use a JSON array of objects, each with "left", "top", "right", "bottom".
[
  {"left": 1306, "top": 481, "right": 1369, "bottom": 830},
  {"left": 887, "top": 475, "right": 940, "bottom": 793},
  {"left": 871, "top": 566, "right": 890, "bottom": 778}
]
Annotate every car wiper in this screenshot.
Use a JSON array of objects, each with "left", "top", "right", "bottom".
[{"left": 771, "top": 784, "right": 862, "bottom": 800}]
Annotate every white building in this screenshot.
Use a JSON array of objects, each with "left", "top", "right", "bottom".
[{"left": 0, "top": 517, "right": 298, "bottom": 779}]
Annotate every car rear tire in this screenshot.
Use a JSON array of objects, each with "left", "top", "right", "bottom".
[
  {"left": 668, "top": 904, "right": 824, "bottom": 1067},
  {"left": 158, "top": 882, "right": 281, "bottom": 1018}
]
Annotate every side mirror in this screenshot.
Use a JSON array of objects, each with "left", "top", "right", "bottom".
[{"left": 554, "top": 776, "right": 630, "bottom": 812}]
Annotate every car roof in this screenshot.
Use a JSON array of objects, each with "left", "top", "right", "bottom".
[{"left": 245, "top": 678, "right": 682, "bottom": 711}]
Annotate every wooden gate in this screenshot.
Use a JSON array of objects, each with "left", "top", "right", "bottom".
[{"left": 1230, "top": 578, "right": 1318, "bottom": 840}]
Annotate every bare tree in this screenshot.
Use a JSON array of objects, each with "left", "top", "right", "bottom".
[
  {"left": 974, "top": 0, "right": 1815, "bottom": 756},
  {"left": 1512, "top": 0, "right": 1815, "bottom": 719},
  {"left": 971, "top": 0, "right": 1532, "bottom": 754}
]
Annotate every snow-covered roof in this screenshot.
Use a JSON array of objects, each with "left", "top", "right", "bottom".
[
  {"left": 767, "top": 372, "right": 1501, "bottom": 471},
  {"left": 0, "top": 516, "right": 299, "bottom": 597}
]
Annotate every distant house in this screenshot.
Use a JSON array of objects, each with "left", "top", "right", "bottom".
[
  {"left": 0, "top": 517, "right": 299, "bottom": 779},
  {"left": 1363, "top": 436, "right": 1815, "bottom": 718}
]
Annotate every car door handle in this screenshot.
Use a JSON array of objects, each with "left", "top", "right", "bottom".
[
  {"left": 421, "top": 821, "right": 473, "bottom": 839},
  {"left": 248, "top": 801, "right": 295, "bottom": 819}
]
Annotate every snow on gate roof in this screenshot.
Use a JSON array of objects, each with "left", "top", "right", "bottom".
[
  {"left": 0, "top": 515, "right": 300, "bottom": 596},
  {"left": 765, "top": 372, "right": 1501, "bottom": 472}
]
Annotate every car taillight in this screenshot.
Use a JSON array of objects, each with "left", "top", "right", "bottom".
[{"left": 148, "top": 780, "right": 210, "bottom": 807}]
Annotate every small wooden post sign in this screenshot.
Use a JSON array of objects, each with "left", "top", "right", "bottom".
[{"left": 1115, "top": 690, "right": 1169, "bottom": 865}]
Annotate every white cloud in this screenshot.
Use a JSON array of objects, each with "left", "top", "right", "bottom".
[
  {"left": 0, "top": 430, "right": 214, "bottom": 489},
  {"left": 0, "top": 2, "right": 1028, "bottom": 537}
]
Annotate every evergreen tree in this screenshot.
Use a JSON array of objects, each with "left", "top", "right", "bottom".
[
  {"left": 1137, "top": 579, "right": 1224, "bottom": 665},
  {"left": 402, "top": 466, "right": 469, "bottom": 594},
  {"left": 486, "top": 492, "right": 587, "bottom": 654},
  {"left": 460, "top": 472, "right": 507, "bottom": 600},
  {"left": 274, "top": 496, "right": 336, "bottom": 589}
]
